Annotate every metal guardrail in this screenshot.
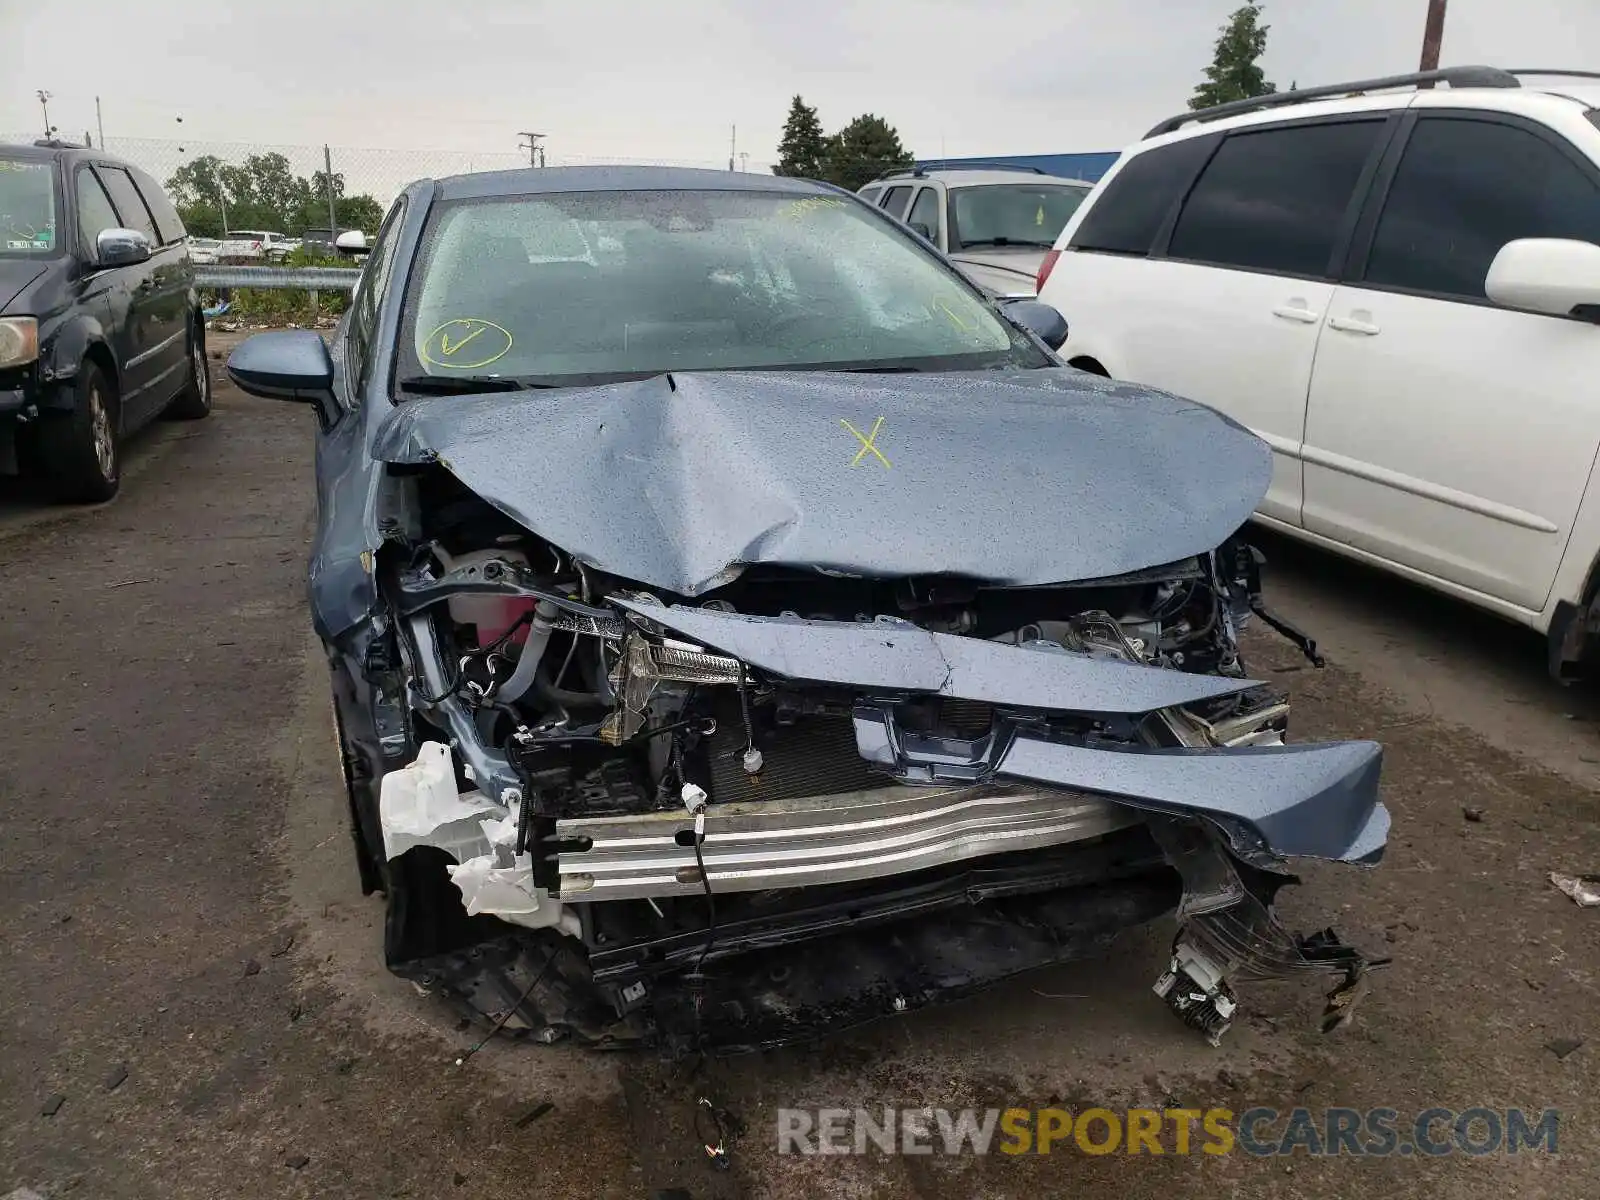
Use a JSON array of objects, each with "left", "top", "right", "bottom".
[{"left": 195, "top": 265, "right": 363, "bottom": 291}]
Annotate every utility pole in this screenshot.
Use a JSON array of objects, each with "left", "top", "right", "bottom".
[
  {"left": 324, "top": 144, "right": 339, "bottom": 241},
  {"left": 728, "top": 124, "right": 736, "bottom": 171},
  {"left": 36, "top": 90, "right": 53, "bottom": 140},
  {"left": 518, "top": 132, "right": 546, "bottom": 167},
  {"left": 1419, "top": 0, "right": 1447, "bottom": 73},
  {"left": 96, "top": 96, "right": 105, "bottom": 150}
]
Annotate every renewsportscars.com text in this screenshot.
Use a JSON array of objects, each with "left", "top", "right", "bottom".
[{"left": 777, "top": 1106, "right": 1560, "bottom": 1157}]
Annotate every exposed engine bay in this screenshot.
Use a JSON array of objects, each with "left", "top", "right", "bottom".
[{"left": 332, "top": 465, "right": 1388, "bottom": 1053}]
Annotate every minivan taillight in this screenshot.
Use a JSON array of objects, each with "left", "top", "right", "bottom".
[{"left": 1036, "top": 248, "right": 1061, "bottom": 293}]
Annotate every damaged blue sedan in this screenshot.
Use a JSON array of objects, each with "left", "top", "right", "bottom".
[{"left": 228, "top": 166, "right": 1388, "bottom": 1052}]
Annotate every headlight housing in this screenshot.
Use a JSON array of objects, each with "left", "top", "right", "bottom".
[{"left": 0, "top": 317, "right": 39, "bottom": 369}]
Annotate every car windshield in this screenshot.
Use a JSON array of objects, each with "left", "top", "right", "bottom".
[
  {"left": 398, "top": 188, "right": 1045, "bottom": 389},
  {"left": 0, "top": 158, "right": 59, "bottom": 257},
  {"left": 950, "top": 184, "right": 1089, "bottom": 251}
]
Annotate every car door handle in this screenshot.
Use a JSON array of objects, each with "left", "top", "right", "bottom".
[
  {"left": 1271, "top": 304, "right": 1320, "bottom": 324},
  {"left": 1328, "top": 314, "right": 1380, "bottom": 335}
]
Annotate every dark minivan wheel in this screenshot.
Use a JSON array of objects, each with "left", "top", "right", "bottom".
[
  {"left": 39, "top": 361, "right": 120, "bottom": 503},
  {"left": 165, "top": 321, "right": 212, "bottom": 420}
]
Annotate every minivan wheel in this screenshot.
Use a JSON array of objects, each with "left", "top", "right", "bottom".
[
  {"left": 39, "top": 362, "right": 120, "bottom": 503},
  {"left": 165, "top": 323, "right": 212, "bottom": 420}
]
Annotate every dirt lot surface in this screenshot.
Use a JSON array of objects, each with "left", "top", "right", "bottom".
[{"left": 2, "top": 334, "right": 1596, "bottom": 1198}]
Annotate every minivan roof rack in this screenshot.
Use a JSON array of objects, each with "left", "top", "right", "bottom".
[
  {"left": 1145, "top": 65, "right": 1519, "bottom": 138},
  {"left": 33, "top": 137, "right": 87, "bottom": 149},
  {"left": 1505, "top": 69, "right": 1600, "bottom": 83},
  {"left": 875, "top": 161, "right": 1049, "bottom": 182}
]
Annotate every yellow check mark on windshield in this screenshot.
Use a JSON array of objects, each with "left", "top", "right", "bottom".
[{"left": 439, "top": 324, "right": 487, "bottom": 356}]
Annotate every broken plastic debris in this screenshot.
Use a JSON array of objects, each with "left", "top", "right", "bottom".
[
  {"left": 378, "top": 741, "right": 503, "bottom": 860},
  {"left": 1549, "top": 872, "right": 1600, "bottom": 907},
  {"left": 447, "top": 826, "right": 581, "bottom": 937}
]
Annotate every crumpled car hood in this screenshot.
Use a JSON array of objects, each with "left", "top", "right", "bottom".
[{"left": 374, "top": 368, "right": 1271, "bottom": 596}]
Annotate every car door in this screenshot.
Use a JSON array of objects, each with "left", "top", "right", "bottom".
[
  {"left": 1302, "top": 113, "right": 1600, "bottom": 612},
  {"left": 71, "top": 165, "right": 152, "bottom": 405},
  {"left": 95, "top": 164, "right": 187, "bottom": 426},
  {"left": 129, "top": 163, "right": 196, "bottom": 400},
  {"left": 1110, "top": 117, "right": 1393, "bottom": 527}
]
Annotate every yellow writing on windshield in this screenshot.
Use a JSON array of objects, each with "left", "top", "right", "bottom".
[
  {"left": 419, "top": 318, "right": 513, "bottom": 371},
  {"left": 780, "top": 196, "right": 846, "bottom": 221},
  {"left": 932, "top": 298, "right": 976, "bottom": 332}
]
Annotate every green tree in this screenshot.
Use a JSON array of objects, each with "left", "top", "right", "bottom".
[
  {"left": 773, "top": 95, "right": 828, "bottom": 178},
  {"left": 166, "top": 154, "right": 228, "bottom": 210},
  {"left": 167, "top": 154, "right": 384, "bottom": 237},
  {"left": 334, "top": 194, "right": 384, "bottom": 232},
  {"left": 821, "top": 114, "right": 914, "bottom": 192},
  {"left": 1189, "top": 3, "right": 1277, "bottom": 111}
]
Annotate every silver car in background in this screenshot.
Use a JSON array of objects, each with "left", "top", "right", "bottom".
[{"left": 861, "top": 166, "right": 1091, "bottom": 296}]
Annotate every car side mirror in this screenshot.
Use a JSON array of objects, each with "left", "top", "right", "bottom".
[
  {"left": 96, "top": 227, "right": 151, "bottom": 268},
  {"left": 1486, "top": 237, "right": 1600, "bottom": 321},
  {"left": 335, "top": 230, "right": 372, "bottom": 257},
  {"left": 999, "top": 298, "right": 1069, "bottom": 351},
  {"left": 227, "top": 330, "right": 342, "bottom": 430},
  {"left": 907, "top": 220, "right": 934, "bottom": 242}
]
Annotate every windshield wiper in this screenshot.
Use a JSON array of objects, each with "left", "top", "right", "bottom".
[
  {"left": 957, "top": 237, "right": 1054, "bottom": 249},
  {"left": 397, "top": 375, "right": 554, "bottom": 394},
  {"left": 842, "top": 365, "right": 923, "bottom": 374}
]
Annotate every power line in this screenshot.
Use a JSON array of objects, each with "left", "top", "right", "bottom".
[{"left": 518, "top": 131, "right": 546, "bottom": 167}]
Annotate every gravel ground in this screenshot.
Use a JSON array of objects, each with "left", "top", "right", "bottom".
[{"left": 1, "top": 335, "right": 1595, "bottom": 1198}]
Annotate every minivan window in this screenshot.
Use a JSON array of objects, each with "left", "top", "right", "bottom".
[
  {"left": 75, "top": 168, "right": 120, "bottom": 256},
  {"left": 96, "top": 166, "right": 159, "bottom": 243},
  {"left": 1068, "top": 137, "right": 1214, "bottom": 257},
  {"left": 1364, "top": 117, "right": 1600, "bottom": 301},
  {"left": 130, "top": 166, "right": 187, "bottom": 245},
  {"left": 0, "top": 158, "right": 58, "bottom": 256},
  {"left": 1167, "top": 121, "right": 1383, "bottom": 277}
]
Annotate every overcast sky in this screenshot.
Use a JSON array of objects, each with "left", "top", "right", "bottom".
[{"left": 3, "top": 0, "right": 1598, "bottom": 167}]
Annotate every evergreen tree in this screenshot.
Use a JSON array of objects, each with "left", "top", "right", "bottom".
[
  {"left": 821, "top": 114, "right": 914, "bottom": 192},
  {"left": 1189, "top": 3, "right": 1277, "bottom": 111},
  {"left": 773, "top": 95, "right": 828, "bottom": 178}
]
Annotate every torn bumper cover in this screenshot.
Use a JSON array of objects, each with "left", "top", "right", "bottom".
[
  {"left": 377, "top": 600, "right": 1388, "bottom": 1052},
  {"left": 602, "top": 602, "right": 1389, "bottom": 871}
]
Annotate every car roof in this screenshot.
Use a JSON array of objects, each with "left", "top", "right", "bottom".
[
  {"left": 0, "top": 140, "right": 142, "bottom": 169},
  {"left": 0, "top": 142, "right": 60, "bottom": 163},
  {"left": 1143, "top": 70, "right": 1600, "bottom": 147},
  {"left": 432, "top": 165, "right": 839, "bottom": 201}
]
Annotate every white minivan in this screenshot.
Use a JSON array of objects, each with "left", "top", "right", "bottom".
[{"left": 1038, "top": 67, "right": 1600, "bottom": 679}]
